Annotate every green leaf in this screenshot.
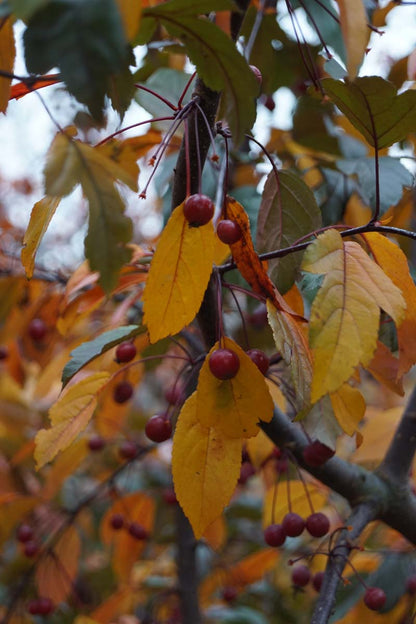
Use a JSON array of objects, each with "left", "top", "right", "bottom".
[
  {"left": 336, "top": 156, "right": 413, "bottom": 215},
  {"left": 62, "top": 325, "right": 144, "bottom": 386},
  {"left": 24, "top": 0, "right": 132, "bottom": 122},
  {"left": 256, "top": 170, "right": 322, "bottom": 293},
  {"left": 144, "top": 0, "right": 236, "bottom": 16},
  {"left": 10, "top": 0, "right": 48, "bottom": 19},
  {"left": 322, "top": 77, "right": 416, "bottom": 149},
  {"left": 136, "top": 68, "right": 192, "bottom": 117},
  {"left": 318, "top": 167, "right": 357, "bottom": 225},
  {"left": 143, "top": 9, "right": 258, "bottom": 143}
]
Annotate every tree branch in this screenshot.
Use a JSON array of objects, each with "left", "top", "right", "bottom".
[{"left": 310, "top": 502, "right": 379, "bottom": 624}]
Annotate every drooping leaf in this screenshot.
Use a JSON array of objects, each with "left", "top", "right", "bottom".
[
  {"left": 256, "top": 169, "right": 322, "bottom": 293},
  {"left": 267, "top": 300, "right": 312, "bottom": 414},
  {"left": 263, "top": 481, "right": 327, "bottom": 527},
  {"left": 142, "top": 202, "right": 217, "bottom": 343},
  {"left": 62, "top": 325, "right": 143, "bottom": 386},
  {"left": 337, "top": 157, "right": 413, "bottom": 216},
  {"left": 330, "top": 384, "right": 366, "bottom": 436},
  {"left": 322, "top": 77, "right": 416, "bottom": 149},
  {"left": 35, "top": 372, "right": 110, "bottom": 469},
  {"left": 196, "top": 337, "right": 274, "bottom": 439},
  {"left": 101, "top": 492, "right": 155, "bottom": 580},
  {"left": 143, "top": 5, "right": 258, "bottom": 143},
  {"left": 21, "top": 197, "right": 60, "bottom": 279},
  {"left": 172, "top": 392, "right": 242, "bottom": 539},
  {"left": 0, "top": 17, "right": 15, "bottom": 113},
  {"left": 363, "top": 233, "right": 416, "bottom": 378},
  {"left": 302, "top": 229, "right": 406, "bottom": 401},
  {"left": 336, "top": 0, "right": 369, "bottom": 79},
  {"left": 24, "top": 0, "right": 133, "bottom": 121},
  {"left": 36, "top": 525, "right": 80, "bottom": 603}
]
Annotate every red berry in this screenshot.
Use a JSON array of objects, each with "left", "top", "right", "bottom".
[
  {"left": 249, "top": 65, "right": 262, "bottom": 85},
  {"left": 145, "top": 415, "right": 172, "bottom": 443},
  {"left": 183, "top": 194, "right": 214, "bottom": 227},
  {"left": 305, "top": 512, "right": 330, "bottom": 538},
  {"left": 406, "top": 574, "right": 416, "bottom": 595},
  {"left": 364, "top": 587, "right": 386, "bottom": 611},
  {"left": 28, "top": 599, "right": 41, "bottom": 615},
  {"left": 246, "top": 348, "right": 269, "bottom": 375},
  {"left": 128, "top": 522, "right": 148, "bottom": 540},
  {"left": 115, "top": 341, "right": 137, "bottom": 363},
  {"left": 88, "top": 435, "right": 105, "bottom": 451},
  {"left": 110, "top": 513, "right": 125, "bottom": 530},
  {"left": 119, "top": 440, "right": 137, "bottom": 459},
  {"left": 0, "top": 345, "right": 8, "bottom": 360},
  {"left": 113, "top": 380, "right": 134, "bottom": 404},
  {"left": 282, "top": 513, "right": 305, "bottom": 537},
  {"left": 209, "top": 348, "right": 240, "bottom": 380},
  {"left": 302, "top": 441, "right": 335, "bottom": 467},
  {"left": 216, "top": 220, "right": 242, "bottom": 244},
  {"left": 17, "top": 524, "right": 34, "bottom": 543},
  {"left": 28, "top": 318, "right": 47, "bottom": 341},
  {"left": 162, "top": 488, "right": 178, "bottom": 505},
  {"left": 222, "top": 586, "right": 238, "bottom": 603},
  {"left": 238, "top": 461, "right": 256, "bottom": 485},
  {"left": 275, "top": 456, "right": 289, "bottom": 474},
  {"left": 313, "top": 571, "right": 325, "bottom": 592},
  {"left": 37, "top": 597, "right": 54, "bottom": 615},
  {"left": 247, "top": 304, "right": 268, "bottom": 329},
  {"left": 272, "top": 447, "right": 282, "bottom": 459},
  {"left": 263, "top": 95, "right": 276, "bottom": 111},
  {"left": 264, "top": 524, "right": 286, "bottom": 547},
  {"left": 165, "top": 383, "right": 184, "bottom": 406},
  {"left": 24, "top": 540, "right": 39, "bottom": 557},
  {"left": 292, "top": 565, "right": 311, "bottom": 587}
]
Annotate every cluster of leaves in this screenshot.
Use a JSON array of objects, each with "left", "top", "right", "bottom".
[{"left": 0, "top": 0, "right": 416, "bottom": 623}]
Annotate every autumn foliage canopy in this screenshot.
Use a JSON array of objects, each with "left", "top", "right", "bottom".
[{"left": 0, "top": 1, "right": 416, "bottom": 623}]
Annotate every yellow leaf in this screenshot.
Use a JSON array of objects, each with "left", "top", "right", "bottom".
[
  {"left": 352, "top": 406, "right": 402, "bottom": 465},
  {"left": 101, "top": 492, "right": 155, "bottom": 581},
  {"left": 172, "top": 392, "right": 242, "bottom": 539},
  {"left": 35, "top": 372, "right": 110, "bottom": 469},
  {"left": 363, "top": 233, "right": 416, "bottom": 378},
  {"left": 246, "top": 429, "right": 275, "bottom": 469},
  {"left": 202, "top": 515, "right": 226, "bottom": 551},
  {"left": 267, "top": 300, "right": 312, "bottom": 413},
  {"left": 21, "top": 197, "right": 60, "bottom": 279},
  {"left": 302, "top": 229, "right": 406, "bottom": 402},
  {"left": 95, "top": 138, "right": 141, "bottom": 186},
  {"left": 0, "top": 19, "right": 15, "bottom": 113},
  {"left": 43, "top": 439, "right": 88, "bottom": 500},
  {"left": 74, "top": 618, "right": 101, "bottom": 624},
  {"left": 263, "top": 480, "right": 328, "bottom": 527},
  {"left": 336, "top": 0, "right": 369, "bottom": 79},
  {"left": 143, "top": 203, "right": 217, "bottom": 343},
  {"left": 330, "top": 384, "right": 366, "bottom": 436},
  {"left": 116, "top": 0, "right": 142, "bottom": 41},
  {"left": 196, "top": 337, "right": 274, "bottom": 438},
  {"left": 36, "top": 526, "right": 80, "bottom": 603}
]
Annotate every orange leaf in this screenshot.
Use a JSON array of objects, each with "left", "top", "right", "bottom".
[
  {"left": 366, "top": 340, "right": 404, "bottom": 396},
  {"left": 143, "top": 202, "right": 217, "bottom": 343},
  {"left": 21, "top": 197, "right": 61, "bottom": 279},
  {"left": 91, "top": 586, "right": 134, "bottom": 624},
  {"left": 196, "top": 337, "right": 274, "bottom": 438},
  {"left": 227, "top": 549, "right": 279, "bottom": 587},
  {"left": 225, "top": 196, "right": 282, "bottom": 308},
  {"left": 336, "top": 0, "right": 369, "bottom": 78},
  {"left": 0, "top": 18, "right": 15, "bottom": 112},
  {"left": 116, "top": 0, "right": 142, "bottom": 42},
  {"left": 101, "top": 492, "right": 155, "bottom": 581},
  {"left": 9, "top": 75, "right": 61, "bottom": 101},
  {"left": 172, "top": 392, "right": 242, "bottom": 539},
  {"left": 363, "top": 233, "right": 416, "bottom": 378},
  {"left": 352, "top": 406, "right": 402, "bottom": 465},
  {"left": 43, "top": 439, "right": 88, "bottom": 500},
  {"left": 330, "top": 384, "right": 366, "bottom": 436},
  {"left": 36, "top": 526, "right": 81, "bottom": 603}
]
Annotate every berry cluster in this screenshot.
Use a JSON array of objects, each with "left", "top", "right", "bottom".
[
  {"left": 264, "top": 511, "right": 330, "bottom": 548},
  {"left": 109, "top": 513, "right": 149, "bottom": 540}
]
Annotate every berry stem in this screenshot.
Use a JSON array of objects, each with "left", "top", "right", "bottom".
[
  {"left": 177, "top": 71, "right": 197, "bottom": 109},
  {"left": 134, "top": 83, "right": 178, "bottom": 111}
]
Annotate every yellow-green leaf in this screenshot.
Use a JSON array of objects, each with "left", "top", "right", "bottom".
[
  {"left": 172, "top": 392, "right": 242, "bottom": 539},
  {"left": 35, "top": 372, "right": 110, "bottom": 469},
  {"left": 302, "top": 229, "right": 406, "bottom": 402},
  {"left": 266, "top": 300, "right": 312, "bottom": 413},
  {"left": 143, "top": 203, "right": 217, "bottom": 343},
  {"left": 196, "top": 337, "right": 274, "bottom": 439},
  {"left": 0, "top": 18, "right": 15, "bottom": 113},
  {"left": 336, "top": 0, "right": 369, "bottom": 79},
  {"left": 21, "top": 197, "right": 61, "bottom": 279}
]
